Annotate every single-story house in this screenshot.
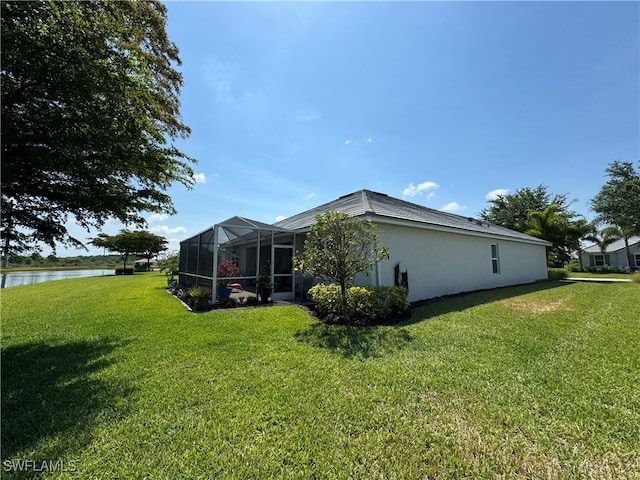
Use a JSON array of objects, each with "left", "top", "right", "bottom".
[
  {"left": 580, "top": 236, "right": 640, "bottom": 270},
  {"left": 179, "top": 189, "right": 551, "bottom": 304}
]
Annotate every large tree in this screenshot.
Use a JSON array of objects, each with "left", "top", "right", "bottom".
[
  {"left": 294, "top": 211, "right": 390, "bottom": 319},
  {"left": 525, "top": 204, "right": 592, "bottom": 267},
  {"left": 1, "top": 1, "right": 196, "bottom": 257},
  {"left": 89, "top": 230, "right": 167, "bottom": 271},
  {"left": 479, "top": 185, "right": 587, "bottom": 266},
  {"left": 479, "top": 185, "right": 572, "bottom": 232},
  {"left": 590, "top": 161, "right": 640, "bottom": 269}
]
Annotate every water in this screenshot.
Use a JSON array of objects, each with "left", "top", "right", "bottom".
[{"left": 1, "top": 269, "right": 115, "bottom": 288}]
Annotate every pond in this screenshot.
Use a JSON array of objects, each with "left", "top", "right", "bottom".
[{"left": 1, "top": 269, "right": 115, "bottom": 289}]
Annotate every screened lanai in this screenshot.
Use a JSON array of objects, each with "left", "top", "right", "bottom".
[{"left": 178, "top": 216, "right": 303, "bottom": 303}]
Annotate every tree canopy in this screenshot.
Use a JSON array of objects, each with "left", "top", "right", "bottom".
[
  {"left": 479, "top": 185, "right": 589, "bottom": 266},
  {"left": 590, "top": 161, "right": 640, "bottom": 269},
  {"left": 479, "top": 185, "right": 573, "bottom": 233},
  {"left": 294, "top": 211, "right": 389, "bottom": 318},
  {"left": 1, "top": 1, "right": 196, "bottom": 255},
  {"left": 590, "top": 161, "right": 640, "bottom": 237},
  {"left": 90, "top": 230, "right": 167, "bottom": 270}
]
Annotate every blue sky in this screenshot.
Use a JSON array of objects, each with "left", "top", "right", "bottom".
[{"left": 53, "top": 1, "right": 639, "bottom": 256}]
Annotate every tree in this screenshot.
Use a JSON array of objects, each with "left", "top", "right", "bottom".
[
  {"left": 159, "top": 252, "right": 179, "bottom": 281},
  {"left": 590, "top": 161, "right": 640, "bottom": 269},
  {"left": 294, "top": 211, "right": 390, "bottom": 319},
  {"left": 131, "top": 230, "right": 168, "bottom": 271},
  {"left": 1, "top": 1, "right": 196, "bottom": 255},
  {"left": 583, "top": 226, "right": 622, "bottom": 257},
  {"left": 524, "top": 204, "right": 591, "bottom": 267},
  {"left": 480, "top": 185, "right": 586, "bottom": 266},
  {"left": 479, "top": 185, "right": 572, "bottom": 232},
  {"left": 89, "top": 230, "right": 166, "bottom": 271}
]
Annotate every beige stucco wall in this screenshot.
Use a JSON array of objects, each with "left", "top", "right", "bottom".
[{"left": 355, "top": 223, "right": 548, "bottom": 302}]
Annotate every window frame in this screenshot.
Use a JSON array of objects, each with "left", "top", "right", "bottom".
[{"left": 491, "top": 243, "right": 500, "bottom": 274}]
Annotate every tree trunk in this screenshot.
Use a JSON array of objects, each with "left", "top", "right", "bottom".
[
  {"left": 340, "top": 281, "right": 349, "bottom": 321},
  {"left": 624, "top": 236, "right": 633, "bottom": 270}
]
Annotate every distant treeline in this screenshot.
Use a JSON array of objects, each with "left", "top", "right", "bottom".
[{"left": 4, "top": 253, "right": 126, "bottom": 268}]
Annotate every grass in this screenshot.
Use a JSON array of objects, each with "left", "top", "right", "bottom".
[
  {"left": 2, "top": 273, "right": 639, "bottom": 479},
  {"left": 564, "top": 271, "right": 638, "bottom": 280}
]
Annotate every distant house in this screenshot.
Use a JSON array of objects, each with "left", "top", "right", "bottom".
[
  {"left": 580, "top": 236, "right": 640, "bottom": 270},
  {"left": 179, "top": 190, "right": 550, "bottom": 303}
]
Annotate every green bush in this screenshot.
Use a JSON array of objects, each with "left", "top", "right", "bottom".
[
  {"left": 115, "top": 268, "right": 134, "bottom": 275},
  {"left": 599, "top": 265, "right": 619, "bottom": 274},
  {"left": 547, "top": 268, "right": 567, "bottom": 281},
  {"left": 185, "top": 286, "right": 212, "bottom": 300},
  {"left": 308, "top": 284, "right": 342, "bottom": 317},
  {"left": 308, "top": 284, "right": 410, "bottom": 325},
  {"left": 217, "top": 297, "right": 238, "bottom": 308},
  {"left": 246, "top": 296, "right": 260, "bottom": 306},
  {"left": 565, "top": 262, "right": 582, "bottom": 272}
]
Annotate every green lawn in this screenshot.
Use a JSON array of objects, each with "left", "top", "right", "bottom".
[
  {"left": 564, "top": 271, "right": 639, "bottom": 280},
  {"left": 2, "top": 273, "right": 639, "bottom": 479}
]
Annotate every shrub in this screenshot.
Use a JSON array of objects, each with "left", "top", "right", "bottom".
[
  {"left": 599, "top": 265, "right": 619, "bottom": 274},
  {"left": 185, "top": 286, "right": 212, "bottom": 300},
  {"left": 309, "top": 284, "right": 410, "bottom": 325},
  {"left": 115, "top": 268, "right": 134, "bottom": 275},
  {"left": 217, "top": 297, "right": 238, "bottom": 308},
  {"left": 308, "top": 284, "right": 342, "bottom": 317},
  {"left": 246, "top": 296, "right": 260, "bottom": 306},
  {"left": 547, "top": 268, "right": 567, "bottom": 281},
  {"left": 565, "top": 262, "right": 582, "bottom": 272}
]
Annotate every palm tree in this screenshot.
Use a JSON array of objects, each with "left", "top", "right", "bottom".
[
  {"left": 525, "top": 204, "right": 569, "bottom": 266},
  {"left": 582, "top": 226, "right": 621, "bottom": 269}
]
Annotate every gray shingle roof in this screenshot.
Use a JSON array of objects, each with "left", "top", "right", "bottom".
[
  {"left": 583, "top": 236, "right": 640, "bottom": 253},
  {"left": 273, "top": 189, "right": 550, "bottom": 245}
]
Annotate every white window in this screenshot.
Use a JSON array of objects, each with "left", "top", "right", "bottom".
[
  {"left": 593, "top": 254, "right": 610, "bottom": 267},
  {"left": 634, "top": 254, "right": 640, "bottom": 268},
  {"left": 491, "top": 244, "right": 500, "bottom": 274}
]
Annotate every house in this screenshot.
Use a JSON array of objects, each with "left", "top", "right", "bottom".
[
  {"left": 580, "top": 236, "right": 640, "bottom": 270},
  {"left": 178, "top": 189, "right": 550, "bottom": 303}
]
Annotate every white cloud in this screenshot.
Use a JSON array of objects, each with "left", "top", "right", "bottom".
[
  {"left": 204, "top": 59, "right": 268, "bottom": 111},
  {"left": 304, "top": 192, "right": 316, "bottom": 201},
  {"left": 150, "top": 225, "right": 187, "bottom": 235},
  {"left": 295, "top": 111, "right": 322, "bottom": 121},
  {"left": 344, "top": 139, "right": 353, "bottom": 145},
  {"left": 402, "top": 181, "right": 440, "bottom": 199},
  {"left": 148, "top": 213, "right": 168, "bottom": 223},
  {"left": 485, "top": 188, "right": 509, "bottom": 201},
  {"left": 275, "top": 215, "right": 287, "bottom": 222},
  {"left": 441, "top": 202, "right": 465, "bottom": 212},
  {"left": 194, "top": 173, "right": 206, "bottom": 184},
  {"left": 367, "top": 137, "right": 373, "bottom": 144}
]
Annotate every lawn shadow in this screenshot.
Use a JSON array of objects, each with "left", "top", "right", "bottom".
[
  {"left": 295, "top": 323, "right": 414, "bottom": 359},
  {"left": 294, "top": 282, "right": 574, "bottom": 359},
  {"left": 1, "top": 338, "right": 134, "bottom": 466},
  {"left": 405, "top": 280, "right": 575, "bottom": 324}
]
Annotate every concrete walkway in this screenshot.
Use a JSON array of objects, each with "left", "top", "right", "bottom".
[{"left": 565, "top": 277, "right": 632, "bottom": 283}]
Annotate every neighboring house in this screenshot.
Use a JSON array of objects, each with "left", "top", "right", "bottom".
[
  {"left": 580, "top": 236, "right": 640, "bottom": 270},
  {"left": 179, "top": 189, "right": 550, "bottom": 303}
]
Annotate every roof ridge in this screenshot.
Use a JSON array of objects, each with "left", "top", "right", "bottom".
[{"left": 361, "top": 190, "right": 373, "bottom": 213}]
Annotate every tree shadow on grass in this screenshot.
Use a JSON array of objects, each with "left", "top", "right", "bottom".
[
  {"left": 405, "top": 280, "right": 576, "bottom": 324},
  {"left": 295, "top": 323, "right": 414, "bottom": 359},
  {"left": 295, "top": 282, "right": 576, "bottom": 358},
  {"left": 1, "top": 338, "right": 134, "bottom": 469}
]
